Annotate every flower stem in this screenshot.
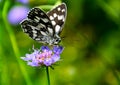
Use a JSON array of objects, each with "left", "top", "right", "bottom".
[
  {"left": 2, "top": 1, "right": 32, "bottom": 85},
  {"left": 46, "top": 66, "right": 50, "bottom": 85}
]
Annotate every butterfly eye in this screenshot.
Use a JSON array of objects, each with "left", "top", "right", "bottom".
[{"left": 56, "top": 38, "right": 61, "bottom": 43}]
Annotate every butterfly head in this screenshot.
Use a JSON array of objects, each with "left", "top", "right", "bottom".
[{"left": 52, "top": 34, "right": 61, "bottom": 45}]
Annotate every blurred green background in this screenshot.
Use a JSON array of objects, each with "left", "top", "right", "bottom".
[{"left": 0, "top": 0, "right": 120, "bottom": 85}]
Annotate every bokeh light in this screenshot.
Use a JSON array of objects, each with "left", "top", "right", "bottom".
[
  {"left": 8, "top": 6, "right": 29, "bottom": 25},
  {"left": 17, "top": 0, "right": 29, "bottom": 4}
]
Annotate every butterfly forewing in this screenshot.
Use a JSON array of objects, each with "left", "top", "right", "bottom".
[
  {"left": 28, "top": 8, "right": 54, "bottom": 35},
  {"left": 21, "top": 8, "right": 54, "bottom": 43},
  {"left": 47, "top": 3, "right": 67, "bottom": 34}
]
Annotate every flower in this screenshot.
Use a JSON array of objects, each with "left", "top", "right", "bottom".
[
  {"left": 8, "top": 6, "right": 29, "bottom": 25},
  {"left": 21, "top": 46, "right": 64, "bottom": 67},
  {"left": 17, "top": 0, "right": 29, "bottom": 4}
]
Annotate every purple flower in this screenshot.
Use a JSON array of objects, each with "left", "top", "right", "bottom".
[
  {"left": 17, "top": 0, "right": 29, "bottom": 4},
  {"left": 53, "top": 46, "right": 64, "bottom": 54},
  {"left": 8, "top": 6, "right": 29, "bottom": 25},
  {"left": 21, "top": 46, "right": 64, "bottom": 67},
  {"left": 41, "top": 46, "right": 50, "bottom": 52}
]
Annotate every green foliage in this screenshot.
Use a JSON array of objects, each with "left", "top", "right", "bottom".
[{"left": 0, "top": 0, "right": 120, "bottom": 85}]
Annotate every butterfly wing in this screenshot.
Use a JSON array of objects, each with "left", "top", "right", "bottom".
[
  {"left": 47, "top": 3, "right": 67, "bottom": 35},
  {"left": 20, "top": 8, "right": 54, "bottom": 43}
]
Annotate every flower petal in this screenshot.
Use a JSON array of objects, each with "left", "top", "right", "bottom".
[
  {"left": 52, "top": 54, "right": 60, "bottom": 63},
  {"left": 21, "top": 54, "right": 32, "bottom": 61},
  {"left": 41, "top": 46, "right": 50, "bottom": 52},
  {"left": 21, "top": 50, "right": 39, "bottom": 61},
  {"left": 53, "top": 46, "right": 64, "bottom": 54},
  {"left": 28, "top": 60, "right": 39, "bottom": 67},
  {"left": 44, "top": 58, "right": 52, "bottom": 66}
]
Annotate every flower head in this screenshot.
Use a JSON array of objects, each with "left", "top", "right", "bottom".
[{"left": 21, "top": 46, "right": 64, "bottom": 67}]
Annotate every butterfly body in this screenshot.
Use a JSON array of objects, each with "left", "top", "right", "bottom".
[{"left": 20, "top": 3, "right": 67, "bottom": 45}]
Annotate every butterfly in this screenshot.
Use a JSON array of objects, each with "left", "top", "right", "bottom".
[{"left": 20, "top": 3, "right": 67, "bottom": 45}]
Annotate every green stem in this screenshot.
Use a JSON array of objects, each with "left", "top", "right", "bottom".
[
  {"left": 97, "top": 0, "right": 120, "bottom": 25},
  {"left": 46, "top": 67, "right": 50, "bottom": 85},
  {"left": 2, "top": 1, "right": 32, "bottom": 85},
  {"left": 112, "top": 69, "right": 120, "bottom": 85}
]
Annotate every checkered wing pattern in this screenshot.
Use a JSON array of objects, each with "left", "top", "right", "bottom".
[
  {"left": 47, "top": 3, "right": 67, "bottom": 34},
  {"left": 20, "top": 3, "right": 67, "bottom": 45},
  {"left": 21, "top": 8, "right": 54, "bottom": 43}
]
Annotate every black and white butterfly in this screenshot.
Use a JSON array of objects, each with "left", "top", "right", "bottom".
[{"left": 20, "top": 3, "right": 67, "bottom": 45}]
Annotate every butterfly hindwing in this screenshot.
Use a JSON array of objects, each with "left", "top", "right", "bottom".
[{"left": 47, "top": 3, "right": 67, "bottom": 34}]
